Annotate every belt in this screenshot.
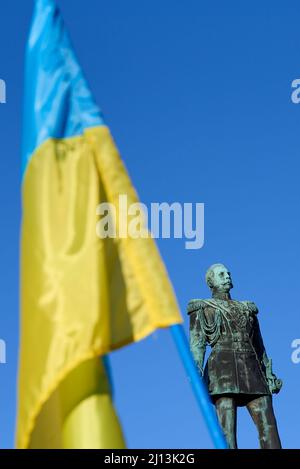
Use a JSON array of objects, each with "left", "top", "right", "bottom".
[{"left": 212, "top": 334, "right": 254, "bottom": 352}]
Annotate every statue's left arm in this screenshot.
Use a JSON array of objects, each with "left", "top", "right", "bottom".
[{"left": 250, "top": 304, "right": 282, "bottom": 394}]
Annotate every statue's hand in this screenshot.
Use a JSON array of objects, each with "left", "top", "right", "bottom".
[
  {"left": 265, "top": 357, "right": 283, "bottom": 394},
  {"left": 268, "top": 375, "right": 283, "bottom": 394}
]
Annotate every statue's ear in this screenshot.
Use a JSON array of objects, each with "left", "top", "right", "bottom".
[{"left": 206, "top": 271, "right": 214, "bottom": 289}]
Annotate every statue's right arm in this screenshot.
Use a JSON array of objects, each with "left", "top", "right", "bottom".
[{"left": 189, "top": 304, "right": 206, "bottom": 376}]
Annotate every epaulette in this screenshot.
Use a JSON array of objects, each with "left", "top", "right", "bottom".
[
  {"left": 242, "top": 301, "right": 259, "bottom": 315},
  {"left": 187, "top": 299, "right": 206, "bottom": 315}
]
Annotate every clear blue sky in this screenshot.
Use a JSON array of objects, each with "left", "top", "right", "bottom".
[{"left": 0, "top": 0, "right": 300, "bottom": 449}]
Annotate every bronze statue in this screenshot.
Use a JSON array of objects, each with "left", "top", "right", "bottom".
[{"left": 188, "top": 263, "right": 282, "bottom": 449}]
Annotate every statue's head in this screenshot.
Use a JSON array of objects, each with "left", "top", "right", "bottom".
[{"left": 205, "top": 263, "right": 233, "bottom": 293}]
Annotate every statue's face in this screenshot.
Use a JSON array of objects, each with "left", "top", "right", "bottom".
[{"left": 210, "top": 265, "right": 233, "bottom": 292}]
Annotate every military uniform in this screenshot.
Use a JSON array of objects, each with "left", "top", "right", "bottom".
[{"left": 188, "top": 298, "right": 279, "bottom": 399}]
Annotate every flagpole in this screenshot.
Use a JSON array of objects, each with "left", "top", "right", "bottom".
[{"left": 170, "top": 324, "right": 228, "bottom": 449}]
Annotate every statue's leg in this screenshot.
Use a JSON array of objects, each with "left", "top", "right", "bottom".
[
  {"left": 214, "top": 396, "right": 237, "bottom": 449},
  {"left": 246, "top": 395, "right": 282, "bottom": 449}
]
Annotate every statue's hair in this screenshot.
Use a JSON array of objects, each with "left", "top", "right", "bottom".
[{"left": 205, "top": 263, "right": 228, "bottom": 288}]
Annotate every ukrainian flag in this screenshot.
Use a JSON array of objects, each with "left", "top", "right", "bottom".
[{"left": 17, "top": 0, "right": 182, "bottom": 449}]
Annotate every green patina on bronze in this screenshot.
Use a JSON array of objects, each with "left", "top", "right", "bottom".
[{"left": 188, "top": 263, "right": 282, "bottom": 449}]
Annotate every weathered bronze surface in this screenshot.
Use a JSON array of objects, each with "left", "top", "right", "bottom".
[{"left": 188, "top": 263, "right": 282, "bottom": 449}]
